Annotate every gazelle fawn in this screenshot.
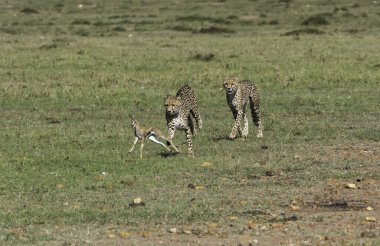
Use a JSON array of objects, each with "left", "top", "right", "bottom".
[{"left": 129, "top": 117, "right": 179, "bottom": 159}]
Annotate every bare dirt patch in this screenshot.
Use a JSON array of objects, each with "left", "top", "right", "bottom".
[
  {"left": 93, "top": 178, "right": 380, "bottom": 245},
  {"left": 322, "top": 142, "right": 380, "bottom": 162},
  {"left": 299, "top": 142, "right": 380, "bottom": 163}
]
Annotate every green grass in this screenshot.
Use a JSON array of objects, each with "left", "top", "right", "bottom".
[{"left": 1, "top": 0, "right": 380, "bottom": 244}]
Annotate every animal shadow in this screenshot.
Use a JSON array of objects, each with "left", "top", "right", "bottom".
[
  {"left": 159, "top": 151, "right": 180, "bottom": 158},
  {"left": 211, "top": 136, "right": 231, "bottom": 142}
]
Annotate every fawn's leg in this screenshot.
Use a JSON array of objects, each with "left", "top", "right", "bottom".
[
  {"left": 148, "top": 135, "right": 171, "bottom": 151},
  {"left": 140, "top": 138, "right": 145, "bottom": 159},
  {"left": 129, "top": 137, "right": 139, "bottom": 153}
]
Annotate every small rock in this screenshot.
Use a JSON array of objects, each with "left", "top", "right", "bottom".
[
  {"left": 260, "top": 226, "right": 268, "bottom": 231},
  {"left": 345, "top": 183, "right": 357, "bottom": 189},
  {"left": 365, "top": 216, "right": 376, "bottom": 222},
  {"left": 366, "top": 206, "right": 374, "bottom": 211},
  {"left": 134, "top": 197, "right": 143, "bottom": 204},
  {"left": 291, "top": 205, "right": 301, "bottom": 211},
  {"left": 169, "top": 228, "right": 177, "bottom": 233},
  {"left": 129, "top": 197, "right": 145, "bottom": 207}
]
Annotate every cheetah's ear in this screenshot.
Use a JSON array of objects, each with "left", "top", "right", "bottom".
[
  {"left": 234, "top": 77, "right": 239, "bottom": 81},
  {"left": 175, "top": 96, "right": 182, "bottom": 105}
]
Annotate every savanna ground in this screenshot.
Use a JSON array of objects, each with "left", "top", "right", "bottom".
[{"left": 0, "top": 0, "right": 379, "bottom": 245}]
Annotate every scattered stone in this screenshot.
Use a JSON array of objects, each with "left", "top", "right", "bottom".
[
  {"left": 134, "top": 197, "right": 143, "bottom": 204},
  {"left": 129, "top": 197, "right": 145, "bottom": 207},
  {"left": 169, "top": 228, "right": 177, "bottom": 233},
  {"left": 365, "top": 216, "right": 376, "bottom": 222},
  {"left": 345, "top": 183, "right": 357, "bottom": 189},
  {"left": 291, "top": 204, "right": 301, "bottom": 211},
  {"left": 260, "top": 226, "right": 268, "bottom": 231},
  {"left": 366, "top": 206, "right": 374, "bottom": 211}
]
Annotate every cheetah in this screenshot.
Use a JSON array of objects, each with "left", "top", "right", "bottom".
[
  {"left": 164, "top": 84, "right": 202, "bottom": 156},
  {"left": 129, "top": 117, "right": 179, "bottom": 159},
  {"left": 223, "top": 77, "right": 263, "bottom": 140}
]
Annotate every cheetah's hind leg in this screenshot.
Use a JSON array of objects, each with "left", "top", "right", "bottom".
[
  {"left": 188, "top": 116, "right": 196, "bottom": 136},
  {"left": 191, "top": 108, "right": 202, "bottom": 130},
  {"left": 241, "top": 113, "right": 249, "bottom": 138}
]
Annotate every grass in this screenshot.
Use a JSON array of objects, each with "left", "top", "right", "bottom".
[{"left": 1, "top": 0, "right": 380, "bottom": 244}]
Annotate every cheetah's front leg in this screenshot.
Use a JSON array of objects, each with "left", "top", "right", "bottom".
[
  {"left": 233, "top": 111, "right": 245, "bottom": 137},
  {"left": 241, "top": 113, "right": 249, "bottom": 138},
  {"left": 166, "top": 123, "right": 178, "bottom": 150},
  {"left": 229, "top": 109, "right": 243, "bottom": 140}
]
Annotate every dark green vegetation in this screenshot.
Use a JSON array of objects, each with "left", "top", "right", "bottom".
[{"left": 1, "top": 0, "right": 379, "bottom": 245}]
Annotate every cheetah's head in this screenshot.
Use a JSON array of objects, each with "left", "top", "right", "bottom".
[
  {"left": 164, "top": 95, "right": 182, "bottom": 116},
  {"left": 223, "top": 77, "right": 239, "bottom": 94}
]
